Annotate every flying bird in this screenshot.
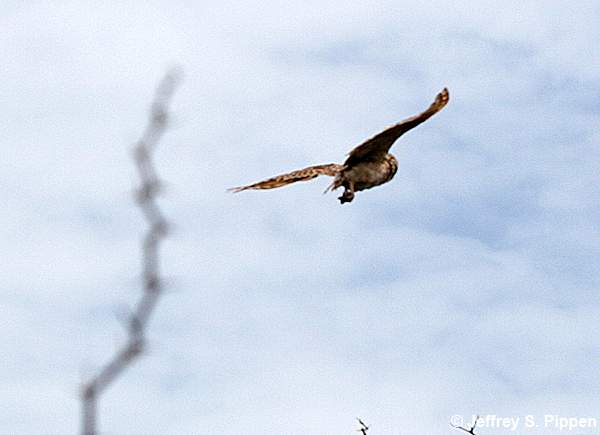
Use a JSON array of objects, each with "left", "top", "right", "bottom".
[{"left": 230, "top": 88, "right": 449, "bottom": 204}]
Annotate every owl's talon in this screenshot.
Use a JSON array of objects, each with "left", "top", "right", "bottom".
[{"left": 338, "top": 190, "right": 354, "bottom": 204}]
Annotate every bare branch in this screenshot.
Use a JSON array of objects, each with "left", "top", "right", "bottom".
[
  {"left": 357, "top": 417, "right": 370, "bottom": 435},
  {"left": 451, "top": 415, "right": 480, "bottom": 435},
  {"left": 80, "top": 69, "right": 182, "bottom": 435}
]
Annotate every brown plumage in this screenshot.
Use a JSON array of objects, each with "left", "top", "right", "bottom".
[
  {"left": 228, "top": 163, "right": 344, "bottom": 193},
  {"left": 230, "top": 88, "right": 449, "bottom": 204}
]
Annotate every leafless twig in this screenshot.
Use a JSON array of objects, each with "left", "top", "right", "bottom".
[
  {"left": 356, "top": 417, "right": 370, "bottom": 435},
  {"left": 451, "top": 415, "right": 480, "bottom": 435},
  {"left": 80, "top": 69, "right": 182, "bottom": 435}
]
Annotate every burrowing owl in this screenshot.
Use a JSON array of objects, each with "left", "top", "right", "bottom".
[{"left": 230, "top": 88, "right": 449, "bottom": 204}]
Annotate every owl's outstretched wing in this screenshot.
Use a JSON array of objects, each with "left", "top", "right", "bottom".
[
  {"left": 344, "top": 88, "right": 449, "bottom": 166},
  {"left": 229, "top": 163, "right": 344, "bottom": 193}
]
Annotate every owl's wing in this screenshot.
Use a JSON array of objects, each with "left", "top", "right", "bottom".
[
  {"left": 229, "top": 163, "right": 344, "bottom": 193},
  {"left": 344, "top": 88, "right": 449, "bottom": 166}
]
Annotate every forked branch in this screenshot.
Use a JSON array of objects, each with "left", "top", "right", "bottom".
[
  {"left": 451, "top": 415, "right": 480, "bottom": 435},
  {"left": 357, "top": 417, "right": 370, "bottom": 435}
]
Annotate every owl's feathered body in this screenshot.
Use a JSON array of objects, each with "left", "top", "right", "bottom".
[
  {"left": 230, "top": 88, "right": 449, "bottom": 204},
  {"left": 327, "top": 154, "right": 399, "bottom": 203}
]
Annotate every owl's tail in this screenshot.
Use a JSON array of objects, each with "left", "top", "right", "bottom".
[{"left": 323, "top": 176, "right": 343, "bottom": 194}]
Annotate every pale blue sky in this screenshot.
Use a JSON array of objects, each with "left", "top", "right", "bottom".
[{"left": 2, "top": 1, "right": 600, "bottom": 434}]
